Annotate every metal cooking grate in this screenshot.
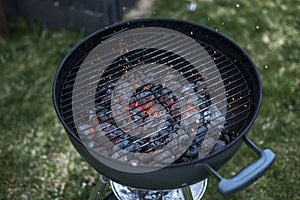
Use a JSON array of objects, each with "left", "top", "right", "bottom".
[{"left": 59, "top": 29, "right": 252, "bottom": 166}]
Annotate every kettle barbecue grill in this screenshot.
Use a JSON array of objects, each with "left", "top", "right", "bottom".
[{"left": 53, "top": 18, "right": 275, "bottom": 199}]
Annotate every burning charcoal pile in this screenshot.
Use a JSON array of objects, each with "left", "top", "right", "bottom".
[
  {"left": 127, "top": 83, "right": 181, "bottom": 150},
  {"left": 77, "top": 76, "right": 235, "bottom": 165}
]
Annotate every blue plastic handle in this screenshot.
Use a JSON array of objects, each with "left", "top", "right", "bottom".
[{"left": 207, "top": 136, "right": 276, "bottom": 195}]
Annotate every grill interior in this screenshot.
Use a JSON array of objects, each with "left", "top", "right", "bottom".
[{"left": 58, "top": 28, "right": 252, "bottom": 167}]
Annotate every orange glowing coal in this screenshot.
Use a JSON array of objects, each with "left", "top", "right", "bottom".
[
  {"left": 134, "top": 101, "right": 154, "bottom": 113},
  {"left": 153, "top": 112, "right": 159, "bottom": 117},
  {"left": 186, "top": 104, "right": 198, "bottom": 112},
  {"left": 144, "top": 109, "right": 151, "bottom": 116}
]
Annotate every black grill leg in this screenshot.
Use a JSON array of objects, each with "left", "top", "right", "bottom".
[
  {"left": 89, "top": 175, "right": 109, "bottom": 200},
  {"left": 182, "top": 186, "right": 194, "bottom": 200}
]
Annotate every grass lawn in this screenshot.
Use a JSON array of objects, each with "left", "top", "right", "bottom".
[{"left": 0, "top": 0, "right": 299, "bottom": 199}]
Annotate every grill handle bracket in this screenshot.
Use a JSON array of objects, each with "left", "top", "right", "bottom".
[{"left": 205, "top": 136, "right": 275, "bottom": 195}]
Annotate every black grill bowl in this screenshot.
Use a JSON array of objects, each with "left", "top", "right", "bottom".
[{"left": 53, "top": 18, "right": 275, "bottom": 195}]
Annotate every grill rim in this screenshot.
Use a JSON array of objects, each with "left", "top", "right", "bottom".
[{"left": 52, "top": 18, "right": 262, "bottom": 169}]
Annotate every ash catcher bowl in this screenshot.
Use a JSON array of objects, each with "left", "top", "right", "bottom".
[{"left": 53, "top": 18, "right": 275, "bottom": 199}]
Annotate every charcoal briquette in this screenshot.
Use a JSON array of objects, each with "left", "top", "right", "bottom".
[
  {"left": 185, "top": 144, "right": 199, "bottom": 157},
  {"left": 210, "top": 140, "right": 226, "bottom": 154},
  {"left": 197, "top": 126, "right": 207, "bottom": 136},
  {"left": 116, "top": 139, "right": 130, "bottom": 149}
]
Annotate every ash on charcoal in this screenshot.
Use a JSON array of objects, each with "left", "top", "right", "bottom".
[
  {"left": 153, "top": 150, "right": 174, "bottom": 164},
  {"left": 78, "top": 124, "right": 95, "bottom": 142},
  {"left": 185, "top": 144, "right": 200, "bottom": 157},
  {"left": 115, "top": 139, "right": 130, "bottom": 149},
  {"left": 178, "top": 133, "right": 190, "bottom": 144},
  {"left": 210, "top": 140, "right": 226, "bottom": 154}
]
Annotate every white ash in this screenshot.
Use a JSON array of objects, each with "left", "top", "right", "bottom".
[
  {"left": 78, "top": 124, "right": 94, "bottom": 140},
  {"left": 208, "top": 105, "right": 225, "bottom": 131}
]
